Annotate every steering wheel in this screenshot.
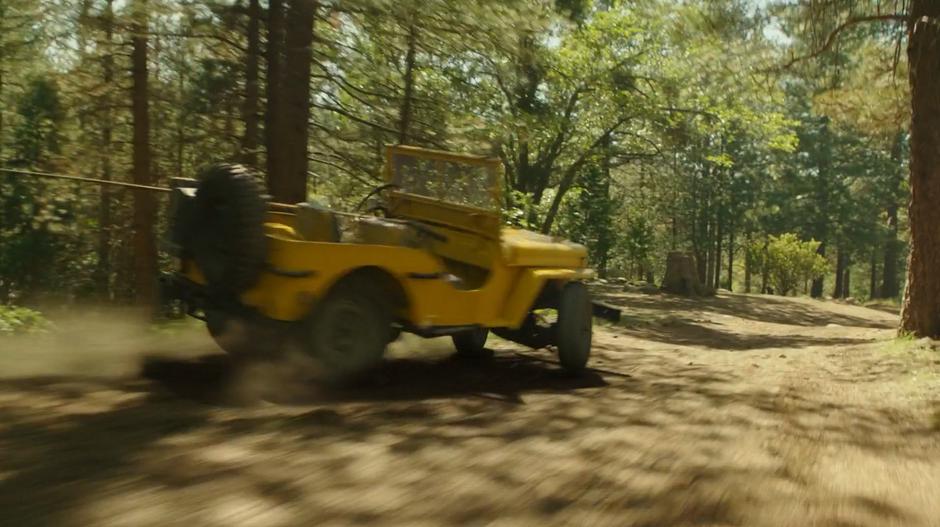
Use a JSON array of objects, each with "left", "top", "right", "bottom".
[
  {"left": 355, "top": 182, "right": 448, "bottom": 245},
  {"left": 355, "top": 183, "right": 400, "bottom": 213}
]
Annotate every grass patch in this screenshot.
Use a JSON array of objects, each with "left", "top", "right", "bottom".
[{"left": 880, "top": 333, "right": 929, "bottom": 356}]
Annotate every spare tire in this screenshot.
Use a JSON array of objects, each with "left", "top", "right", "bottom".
[{"left": 188, "top": 164, "right": 267, "bottom": 296}]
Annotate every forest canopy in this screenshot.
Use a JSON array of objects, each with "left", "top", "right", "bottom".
[{"left": 0, "top": 0, "right": 926, "bottom": 330}]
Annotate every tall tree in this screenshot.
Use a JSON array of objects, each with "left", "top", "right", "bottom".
[
  {"left": 881, "top": 130, "right": 904, "bottom": 298},
  {"left": 93, "top": 0, "right": 117, "bottom": 297},
  {"left": 131, "top": 0, "right": 157, "bottom": 306},
  {"left": 240, "top": 0, "right": 261, "bottom": 167},
  {"left": 265, "top": 0, "right": 286, "bottom": 192},
  {"left": 276, "top": 0, "right": 316, "bottom": 204},
  {"left": 900, "top": 1, "right": 940, "bottom": 336},
  {"left": 398, "top": 12, "right": 418, "bottom": 145}
]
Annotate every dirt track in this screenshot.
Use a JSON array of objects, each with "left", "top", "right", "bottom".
[{"left": 0, "top": 290, "right": 938, "bottom": 527}]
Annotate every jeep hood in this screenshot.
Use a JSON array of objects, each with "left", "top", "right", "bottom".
[{"left": 500, "top": 228, "right": 589, "bottom": 268}]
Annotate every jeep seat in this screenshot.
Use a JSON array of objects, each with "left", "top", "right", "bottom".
[{"left": 294, "top": 203, "right": 341, "bottom": 242}]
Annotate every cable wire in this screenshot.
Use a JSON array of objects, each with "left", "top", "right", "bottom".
[{"left": 0, "top": 167, "right": 172, "bottom": 193}]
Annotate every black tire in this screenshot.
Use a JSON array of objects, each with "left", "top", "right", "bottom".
[
  {"left": 452, "top": 327, "right": 489, "bottom": 355},
  {"left": 188, "top": 164, "right": 267, "bottom": 296},
  {"left": 556, "top": 282, "right": 592, "bottom": 373},
  {"left": 302, "top": 279, "right": 391, "bottom": 379},
  {"left": 388, "top": 324, "right": 403, "bottom": 343}
]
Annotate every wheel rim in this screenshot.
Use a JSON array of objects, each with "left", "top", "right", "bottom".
[{"left": 315, "top": 300, "right": 381, "bottom": 373}]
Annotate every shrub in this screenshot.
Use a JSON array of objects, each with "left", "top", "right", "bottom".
[
  {"left": 749, "top": 233, "right": 829, "bottom": 296},
  {"left": 0, "top": 305, "right": 51, "bottom": 335}
]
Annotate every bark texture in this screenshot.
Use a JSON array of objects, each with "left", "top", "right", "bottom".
[
  {"left": 274, "top": 0, "right": 315, "bottom": 204},
  {"left": 662, "top": 252, "right": 713, "bottom": 296},
  {"left": 900, "top": 3, "right": 940, "bottom": 337},
  {"left": 264, "top": 0, "right": 285, "bottom": 193},
  {"left": 240, "top": 0, "right": 261, "bottom": 167},
  {"left": 94, "top": 0, "right": 115, "bottom": 297},
  {"left": 398, "top": 17, "right": 417, "bottom": 144},
  {"left": 131, "top": 1, "right": 157, "bottom": 307},
  {"left": 833, "top": 248, "right": 847, "bottom": 299}
]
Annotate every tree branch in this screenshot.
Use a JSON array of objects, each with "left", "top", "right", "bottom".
[{"left": 775, "top": 13, "right": 909, "bottom": 71}]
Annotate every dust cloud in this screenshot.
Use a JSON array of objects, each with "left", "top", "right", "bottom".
[
  {"left": 0, "top": 306, "right": 466, "bottom": 406},
  {"left": 0, "top": 310, "right": 211, "bottom": 380}
]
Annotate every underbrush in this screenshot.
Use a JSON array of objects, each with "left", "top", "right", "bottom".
[{"left": 0, "top": 305, "right": 52, "bottom": 335}]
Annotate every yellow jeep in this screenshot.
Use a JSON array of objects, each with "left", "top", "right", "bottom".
[{"left": 165, "top": 145, "right": 618, "bottom": 377}]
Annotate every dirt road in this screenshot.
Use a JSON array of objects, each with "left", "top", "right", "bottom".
[{"left": 0, "top": 290, "right": 938, "bottom": 527}]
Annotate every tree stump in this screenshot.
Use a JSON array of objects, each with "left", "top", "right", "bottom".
[{"left": 661, "top": 252, "right": 713, "bottom": 296}]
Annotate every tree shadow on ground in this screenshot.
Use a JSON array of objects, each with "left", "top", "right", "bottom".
[
  {"left": 860, "top": 302, "right": 901, "bottom": 316},
  {"left": 140, "top": 350, "right": 608, "bottom": 406},
  {"left": 0, "top": 379, "right": 208, "bottom": 527},
  {"left": 0, "top": 345, "right": 935, "bottom": 526},
  {"left": 593, "top": 286, "right": 896, "bottom": 330},
  {"left": 615, "top": 317, "right": 877, "bottom": 351}
]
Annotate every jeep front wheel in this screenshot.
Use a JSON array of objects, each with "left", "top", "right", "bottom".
[{"left": 556, "top": 282, "right": 592, "bottom": 373}]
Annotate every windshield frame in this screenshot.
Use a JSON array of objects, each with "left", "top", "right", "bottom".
[{"left": 383, "top": 145, "right": 503, "bottom": 213}]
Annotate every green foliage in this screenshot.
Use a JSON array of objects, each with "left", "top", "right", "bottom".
[
  {"left": 0, "top": 0, "right": 912, "bottom": 306},
  {"left": 565, "top": 160, "right": 616, "bottom": 272},
  {"left": 620, "top": 213, "right": 656, "bottom": 279},
  {"left": 505, "top": 189, "right": 552, "bottom": 231},
  {"left": 749, "top": 234, "right": 829, "bottom": 296},
  {"left": 0, "top": 305, "right": 50, "bottom": 335},
  {"left": 13, "top": 78, "right": 62, "bottom": 165}
]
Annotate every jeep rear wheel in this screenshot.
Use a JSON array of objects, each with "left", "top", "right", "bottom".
[
  {"left": 556, "top": 282, "right": 592, "bottom": 373},
  {"left": 303, "top": 280, "right": 390, "bottom": 379},
  {"left": 452, "top": 327, "right": 489, "bottom": 356},
  {"left": 206, "top": 310, "right": 284, "bottom": 358}
]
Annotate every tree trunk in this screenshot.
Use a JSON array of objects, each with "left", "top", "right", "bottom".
[
  {"left": 240, "top": 0, "right": 261, "bottom": 167},
  {"left": 881, "top": 130, "right": 904, "bottom": 298},
  {"left": 671, "top": 216, "right": 678, "bottom": 250},
  {"left": 94, "top": 0, "right": 115, "bottom": 297},
  {"left": 597, "top": 147, "right": 612, "bottom": 278},
  {"left": 900, "top": 3, "right": 940, "bottom": 337},
  {"left": 869, "top": 249, "right": 879, "bottom": 300},
  {"left": 131, "top": 1, "right": 156, "bottom": 307},
  {"left": 714, "top": 215, "right": 722, "bottom": 290},
  {"left": 695, "top": 248, "right": 707, "bottom": 286},
  {"left": 176, "top": 67, "right": 185, "bottom": 179},
  {"left": 0, "top": 58, "right": 4, "bottom": 164},
  {"left": 810, "top": 119, "right": 832, "bottom": 299},
  {"left": 704, "top": 208, "right": 714, "bottom": 287},
  {"left": 833, "top": 248, "right": 846, "bottom": 299},
  {"left": 272, "top": 0, "right": 315, "bottom": 204},
  {"left": 398, "top": 16, "right": 417, "bottom": 144},
  {"left": 881, "top": 203, "right": 900, "bottom": 298},
  {"left": 662, "top": 252, "right": 710, "bottom": 296},
  {"left": 264, "top": 0, "right": 286, "bottom": 191},
  {"left": 743, "top": 232, "right": 752, "bottom": 293},
  {"left": 760, "top": 240, "right": 769, "bottom": 294},
  {"left": 810, "top": 242, "right": 826, "bottom": 298},
  {"left": 843, "top": 263, "right": 851, "bottom": 299},
  {"left": 0, "top": 1, "right": 5, "bottom": 166},
  {"left": 726, "top": 225, "right": 734, "bottom": 291}
]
